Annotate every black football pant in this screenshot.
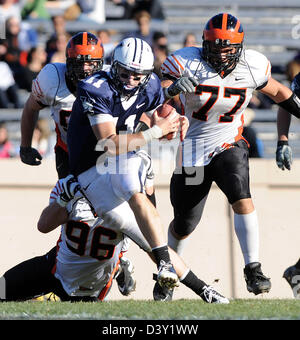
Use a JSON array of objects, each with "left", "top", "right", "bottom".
[
  {"left": 170, "top": 139, "right": 251, "bottom": 237},
  {"left": 0, "top": 247, "right": 96, "bottom": 302},
  {"left": 55, "top": 146, "right": 70, "bottom": 179}
]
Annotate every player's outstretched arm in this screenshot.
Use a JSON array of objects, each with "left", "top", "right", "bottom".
[
  {"left": 37, "top": 202, "right": 68, "bottom": 233},
  {"left": 37, "top": 175, "right": 81, "bottom": 233},
  {"left": 20, "top": 94, "right": 44, "bottom": 165},
  {"left": 260, "top": 77, "right": 300, "bottom": 119},
  {"left": 276, "top": 107, "right": 293, "bottom": 170}
]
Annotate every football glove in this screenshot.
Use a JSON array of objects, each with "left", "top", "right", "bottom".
[
  {"left": 276, "top": 141, "right": 293, "bottom": 170},
  {"left": 165, "top": 77, "right": 199, "bottom": 98},
  {"left": 56, "top": 174, "right": 81, "bottom": 207},
  {"left": 20, "top": 146, "right": 42, "bottom": 165}
]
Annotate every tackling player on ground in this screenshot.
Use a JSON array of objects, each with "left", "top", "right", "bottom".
[{"left": 0, "top": 171, "right": 228, "bottom": 303}]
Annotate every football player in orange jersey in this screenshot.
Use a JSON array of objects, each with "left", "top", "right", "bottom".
[
  {"left": 158, "top": 13, "right": 300, "bottom": 298},
  {"left": 20, "top": 32, "right": 104, "bottom": 179}
]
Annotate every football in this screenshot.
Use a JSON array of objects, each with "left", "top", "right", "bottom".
[{"left": 156, "top": 103, "right": 179, "bottom": 140}]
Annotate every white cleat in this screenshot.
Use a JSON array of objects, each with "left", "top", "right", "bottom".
[
  {"left": 115, "top": 257, "right": 136, "bottom": 296},
  {"left": 200, "top": 285, "right": 230, "bottom": 304}
]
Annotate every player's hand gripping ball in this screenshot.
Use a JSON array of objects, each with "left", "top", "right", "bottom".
[{"left": 156, "top": 103, "right": 180, "bottom": 140}]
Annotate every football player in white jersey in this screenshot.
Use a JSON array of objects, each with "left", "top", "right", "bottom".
[
  {"left": 275, "top": 72, "right": 300, "bottom": 298},
  {"left": 67, "top": 37, "right": 182, "bottom": 291},
  {"left": 20, "top": 32, "right": 104, "bottom": 179},
  {"left": 159, "top": 13, "right": 300, "bottom": 296},
  {"left": 0, "top": 171, "right": 229, "bottom": 303}
]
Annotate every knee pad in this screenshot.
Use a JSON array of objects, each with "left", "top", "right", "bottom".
[{"left": 173, "top": 212, "right": 199, "bottom": 237}]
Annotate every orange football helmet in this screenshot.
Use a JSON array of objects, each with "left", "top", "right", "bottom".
[
  {"left": 202, "top": 13, "right": 244, "bottom": 76},
  {"left": 65, "top": 32, "right": 104, "bottom": 82}
]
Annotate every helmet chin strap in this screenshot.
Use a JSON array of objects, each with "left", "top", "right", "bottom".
[
  {"left": 121, "top": 85, "right": 139, "bottom": 99},
  {"left": 65, "top": 74, "right": 77, "bottom": 94}
]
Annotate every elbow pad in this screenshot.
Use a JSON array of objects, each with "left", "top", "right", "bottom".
[{"left": 278, "top": 93, "right": 300, "bottom": 119}]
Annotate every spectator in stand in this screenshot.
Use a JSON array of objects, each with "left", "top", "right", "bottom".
[
  {"left": 152, "top": 31, "right": 168, "bottom": 80},
  {"left": 248, "top": 90, "right": 273, "bottom": 110},
  {"left": 49, "top": 33, "right": 70, "bottom": 63},
  {"left": 97, "top": 29, "right": 116, "bottom": 64},
  {"left": 21, "top": 0, "right": 50, "bottom": 20},
  {"left": 112, "top": 0, "right": 165, "bottom": 20},
  {"left": 31, "top": 118, "right": 51, "bottom": 158},
  {"left": 0, "top": 59, "right": 21, "bottom": 108},
  {"left": 1, "top": 16, "right": 23, "bottom": 77},
  {"left": 76, "top": 0, "right": 105, "bottom": 24},
  {"left": 242, "top": 108, "right": 264, "bottom": 158},
  {"left": 123, "top": 10, "right": 153, "bottom": 46},
  {"left": 0, "top": 122, "right": 14, "bottom": 158},
  {"left": 17, "top": 20, "right": 38, "bottom": 52},
  {"left": 0, "top": 0, "right": 21, "bottom": 21},
  {"left": 45, "top": 15, "right": 67, "bottom": 63},
  {"left": 18, "top": 45, "right": 47, "bottom": 92},
  {"left": 183, "top": 33, "right": 198, "bottom": 47},
  {"left": 286, "top": 54, "right": 300, "bottom": 83}
]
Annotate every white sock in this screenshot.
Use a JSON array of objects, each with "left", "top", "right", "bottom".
[
  {"left": 168, "top": 228, "right": 189, "bottom": 256},
  {"left": 234, "top": 210, "right": 259, "bottom": 265}
]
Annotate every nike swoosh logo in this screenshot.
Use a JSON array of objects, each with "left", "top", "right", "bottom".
[
  {"left": 83, "top": 183, "right": 92, "bottom": 191},
  {"left": 136, "top": 103, "right": 145, "bottom": 109},
  {"left": 235, "top": 78, "right": 244, "bottom": 81}
]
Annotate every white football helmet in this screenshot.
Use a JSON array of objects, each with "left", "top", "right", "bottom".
[{"left": 111, "top": 37, "right": 154, "bottom": 96}]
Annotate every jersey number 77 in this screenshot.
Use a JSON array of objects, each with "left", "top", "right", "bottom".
[{"left": 192, "top": 84, "right": 246, "bottom": 123}]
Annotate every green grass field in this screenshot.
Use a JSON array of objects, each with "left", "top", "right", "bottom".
[{"left": 0, "top": 299, "right": 300, "bottom": 320}]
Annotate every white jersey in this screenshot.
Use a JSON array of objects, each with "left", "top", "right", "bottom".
[
  {"left": 32, "top": 63, "right": 75, "bottom": 152},
  {"left": 31, "top": 63, "right": 110, "bottom": 152},
  {"left": 49, "top": 184, "right": 129, "bottom": 299},
  {"left": 161, "top": 47, "right": 271, "bottom": 166}
]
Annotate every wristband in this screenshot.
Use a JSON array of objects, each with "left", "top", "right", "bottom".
[
  {"left": 141, "top": 125, "right": 163, "bottom": 143},
  {"left": 56, "top": 196, "right": 68, "bottom": 208},
  {"left": 277, "top": 140, "right": 289, "bottom": 147}
]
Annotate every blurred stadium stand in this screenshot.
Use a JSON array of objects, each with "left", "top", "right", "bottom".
[{"left": 2, "top": 0, "right": 300, "bottom": 159}]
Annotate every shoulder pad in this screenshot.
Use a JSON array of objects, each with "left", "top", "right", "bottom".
[
  {"left": 32, "top": 63, "right": 64, "bottom": 106},
  {"left": 244, "top": 49, "right": 271, "bottom": 88}
]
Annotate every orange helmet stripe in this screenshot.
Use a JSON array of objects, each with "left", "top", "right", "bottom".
[
  {"left": 222, "top": 13, "right": 228, "bottom": 31},
  {"left": 66, "top": 32, "right": 104, "bottom": 59},
  {"left": 204, "top": 13, "right": 244, "bottom": 44},
  {"left": 82, "top": 31, "right": 87, "bottom": 46}
]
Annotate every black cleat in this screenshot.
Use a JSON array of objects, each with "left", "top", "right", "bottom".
[
  {"left": 153, "top": 278, "right": 174, "bottom": 301},
  {"left": 244, "top": 262, "right": 271, "bottom": 295},
  {"left": 283, "top": 265, "right": 300, "bottom": 298}
]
